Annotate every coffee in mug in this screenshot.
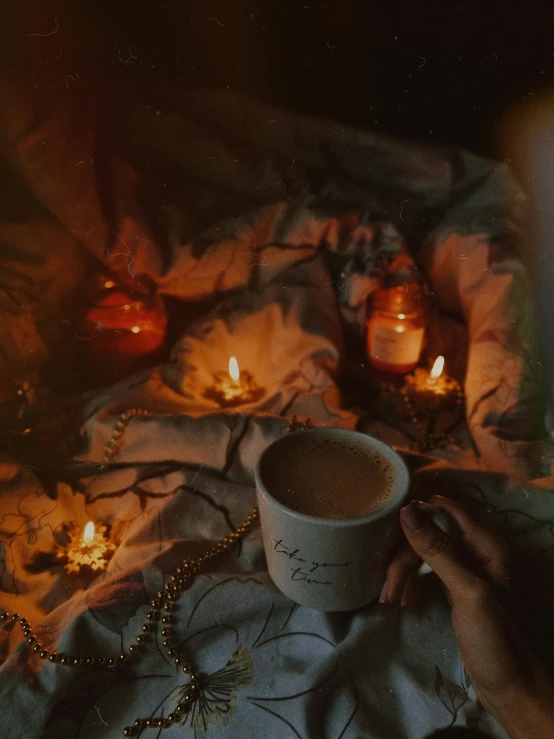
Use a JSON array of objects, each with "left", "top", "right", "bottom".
[
  {"left": 255, "top": 428, "right": 410, "bottom": 612},
  {"left": 261, "top": 433, "right": 397, "bottom": 520}
]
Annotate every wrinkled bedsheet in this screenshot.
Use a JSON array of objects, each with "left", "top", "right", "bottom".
[{"left": 1, "top": 79, "right": 554, "bottom": 739}]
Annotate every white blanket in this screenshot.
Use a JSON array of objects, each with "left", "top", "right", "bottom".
[{"left": 0, "top": 89, "right": 553, "bottom": 739}]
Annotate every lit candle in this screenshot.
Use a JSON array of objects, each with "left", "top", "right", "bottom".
[
  {"left": 427, "top": 356, "right": 446, "bottom": 391},
  {"left": 402, "top": 356, "right": 463, "bottom": 410},
  {"left": 216, "top": 356, "right": 247, "bottom": 403},
  {"left": 57, "top": 521, "right": 116, "bottom": 574},
  {"left": 204, "top": 356, "right": 264, "bottom": 407},
  {"left": 223, "top": 356, "right": 243, "bottom": 401}
]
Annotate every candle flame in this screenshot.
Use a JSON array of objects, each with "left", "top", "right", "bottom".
[
  {"left": 430, "top": 356, "right": 445, "bottom": 380},
  {"left": 229, "top": 356, "right": 240, "bottom": 382},
  {"left": 82, "top": 521, "right": 95, "bottom": 544}
]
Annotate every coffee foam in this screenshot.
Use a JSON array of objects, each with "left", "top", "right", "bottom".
[{"left": 261, "top": 436, "right": 397, "bottom": 520}]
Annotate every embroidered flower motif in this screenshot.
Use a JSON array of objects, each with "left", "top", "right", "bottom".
[
  {"left": 147, "top": 575, "right": 350, "bottom": 737},
  {"left": 174, "top": 644, "right": 254, "bottom": 731}
]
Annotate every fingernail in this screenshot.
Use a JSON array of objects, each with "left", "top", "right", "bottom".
[
  {"left": 379, "top": 583, "right": 389, "bottom": 604},
  {"left": 400, "top": 502, "right": 427, "bottom": 531},
  {"left": 401, "top": 593, "right": 417, "bottom": 608},
  {"left": 400, "top": 588, "right": 416, "bottom": 608}
]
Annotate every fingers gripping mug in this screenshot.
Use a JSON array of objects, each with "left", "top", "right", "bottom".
[{"left": 255, "top": 428, "right": 410, "bottom": 612}]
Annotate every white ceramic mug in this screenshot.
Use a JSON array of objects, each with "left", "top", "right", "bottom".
[{"left": 255, "top": 428, "right": 410, "bottom": 612}]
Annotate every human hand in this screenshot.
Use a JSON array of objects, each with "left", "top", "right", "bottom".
[
  {"left": 397, "top": 496, "right": 554, "bottom": 737},
  {"left": 380, "top": 495, "right": 511, "bottom": 607},
  {"left": 381, "top": 495, "right": 511, "bottom": 598}
]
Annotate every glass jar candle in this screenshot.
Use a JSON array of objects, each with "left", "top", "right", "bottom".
[
  {"left": 366, "top": 284, "right": 427, "bottom": 374},
  {"left": 78, "top": 273, "right": 167, "bottom": 384}
]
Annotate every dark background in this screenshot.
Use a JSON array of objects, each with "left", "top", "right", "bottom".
[
  {"left": 2, "top": 0, "right": 553, "bottom": 157},
  {"left": 88, "top": 0, "right": 553, "bottom": 157}
]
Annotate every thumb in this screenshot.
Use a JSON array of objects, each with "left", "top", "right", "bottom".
[{"left": 400, "top": 502, "right": 480, "bottom": 601}]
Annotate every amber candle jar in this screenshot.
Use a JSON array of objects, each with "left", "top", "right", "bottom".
[
  {"left": 78, "top": 274, "right": 167, "bottom": 384},
  {"left": 366, "top": 283, "right": 427, "bottom": 374}
]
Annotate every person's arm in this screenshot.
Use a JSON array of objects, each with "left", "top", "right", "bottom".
[
  {"left": 398, "top": 498, "right": 554, "bottom": 739},
  {"left": 487, "top": 678, "right": 554, "bottom": 739}
]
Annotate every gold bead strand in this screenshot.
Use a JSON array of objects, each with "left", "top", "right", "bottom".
[
  {"left": 0, "top": 612, "right": 130, "bottom": 667},
  {"left": 100, "top": 408, "right": 152, "bottom": 470}
]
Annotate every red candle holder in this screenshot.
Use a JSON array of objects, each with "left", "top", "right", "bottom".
[{"left": 78, "top": 274, "right": 167, "bottom": 384}]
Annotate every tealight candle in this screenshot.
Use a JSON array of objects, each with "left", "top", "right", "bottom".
[
  {"left": 204, "top": 356, "right": 264, "bottom": 407},
  {"left": 57, "top": 521, "right": 116, "bottom": 575},
  {"left": 401, "top": 356, "right": 463, "bottom": 411}
]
